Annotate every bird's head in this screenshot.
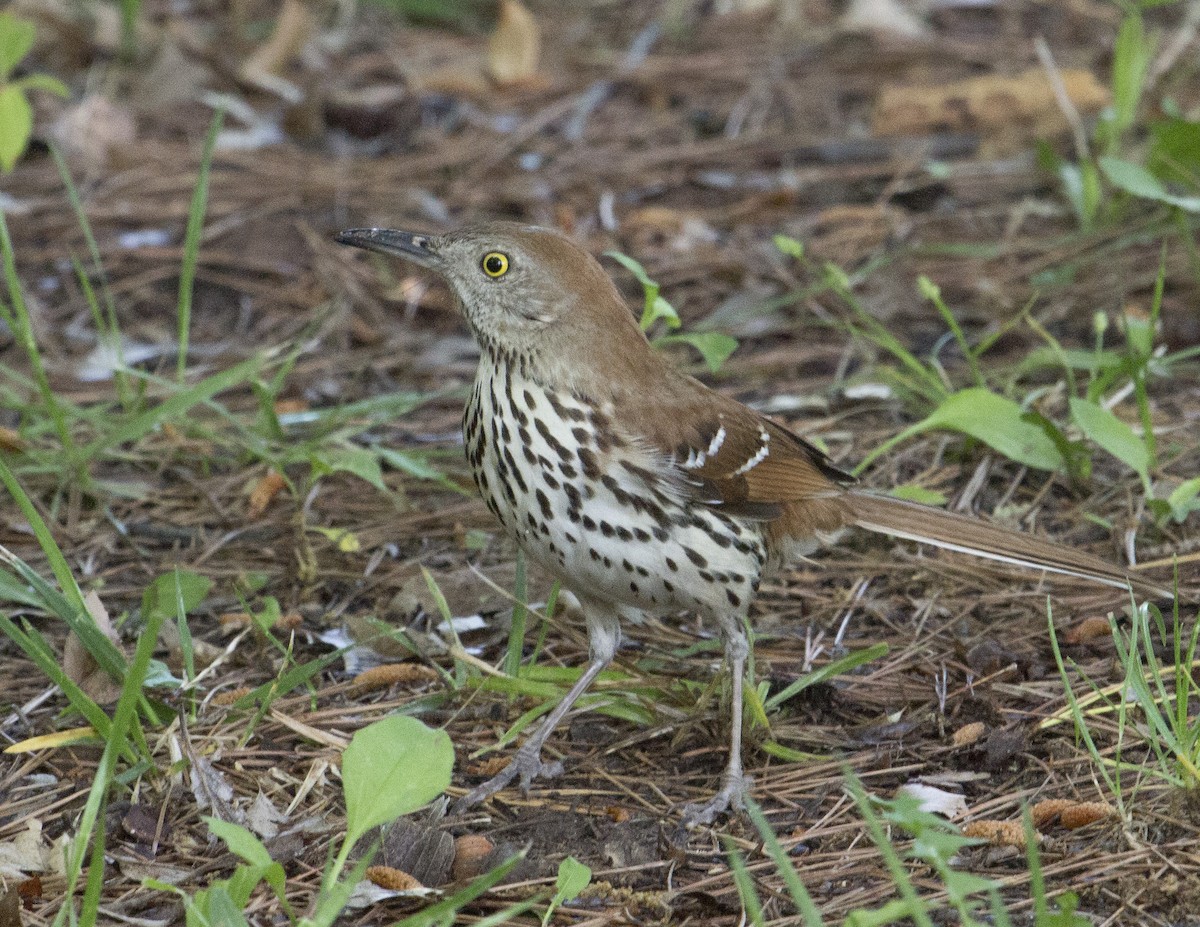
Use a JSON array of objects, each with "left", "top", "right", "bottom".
[{"left": 336, "top": 222, "right": 650, "bottom": 386}]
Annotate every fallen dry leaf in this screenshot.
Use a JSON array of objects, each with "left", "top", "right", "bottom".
[
  {"left": 62, "top": 590, "right": 125, "bottom": 704},
  {"left": 951, "top": 721, "right": 986, "bottom": 748},
  {"left": 366, "top": 866, "right": 423, "bottom": 892},
  {"left": 872, "top": 68, "right": 1109, "bottom": 151},
  {"left": 50, "top": 95, "right": 138, "bottom": 173},
  {"left": 248, "top": 470, "right": 288, "bottom": 517},
  {"left": 0, "top": 426, "right": 26, "bottom": 453},
  {"left": 350, "top": 663, "right": 439, "bottom": 694},
  {"left": 240, "top": 0, "right": 313, "bottom": 95},
  {"left": 486, "top": 0, "right": 540, "bottom": 87}
]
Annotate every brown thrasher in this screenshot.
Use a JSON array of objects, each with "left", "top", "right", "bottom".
[{"left": 337, "top": 222, "right": 1159, "bottom": 825}]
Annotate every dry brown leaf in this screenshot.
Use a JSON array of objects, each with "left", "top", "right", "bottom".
[
  {"left": 1064, "top": 616, "right": 1112, "bottom": 645},
  {"left": 1030, "top": 798, "right": 1075, "bottom": 828},
  {"left": 1060, "top": 802, "right": 1116, "bottom": 829},
  {"left": 249, "top": 471, "right": 287, "bottom": 517},
  {"left": 962, "top": 820, "right": 1030, "bottom": 848},
  {"left": 486, "top": 0, "right": 540, "bottom": 87},
  {"left": 605, "top": 806, "right": 633, "bottom": 823},
  {"left": 240, "top": 0, "right": 314, "bottom": 85},
  {"left": 0, "top": 427, "right": 26, "bottom": 453},
  {"left": 872, "top": 68, "right": 1109, "bottom": 146},
  {"left": 366, "top": 866, "right": 423, "bottom": 891},
  {"left": 451, "top": 835, "right": 495, "bottom": 881},
  {"left": 62, "top": 591, "right": 125, "bottom": 704},
  {"left": 350, "top": 663, "right": 439, "bottom": 694},
  {"left": 951, "top": 721, "right": 986, "bottom": 748},
  {"left": 50, "top": 95, "right": 137, "bottom": 173}
]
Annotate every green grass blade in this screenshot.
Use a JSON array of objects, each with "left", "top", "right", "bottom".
[{"left": 176, "top": 107, "right": 225, "bottom": 380}]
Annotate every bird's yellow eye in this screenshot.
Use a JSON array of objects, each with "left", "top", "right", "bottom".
[{"left": 481, "top": 252, "right": 510, "bottom": 278}]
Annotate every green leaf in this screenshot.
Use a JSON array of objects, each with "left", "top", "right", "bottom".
[
  {"left": 206, "top": 818, "right": 273, "bottom": 868},
  {"left": 765, "top": 643, "right": 888, "bottom": 711},
  {"left": 341, "top": 715, "right": 453, "bottom": 847},
  {"left": 542, "top": 857, "right": 592, "bottom": 926},
  {"left": 604, "top": 251, "right": 680, "bottom": 330},
  {"left": 1150, "top": 117, "right": 1200, "bottom": 183},
  {"left": 899, "top": 388, "right": 1065, "bottom": 472},
  {"left": 772, "top": 234, "right": 804, "bottom": 259},
  {"left": 1099, "top": 156, "right": 1200, "bottom": 212},
  {"left": 141, "top": 571, "right": 211, "bottom": 623},
  {"left": 314, "top": 445, "right": 387, "bottom": 492},
  {"left": 1068, "top": 397, "right": 1150, "bottom": 484},
  {"left": 0, "top": 13, "right": 36, "bottom": 78},
  {"left": 653, "top": 331, "right": 738, "bottom": 373},
  {"left": 0, "top": 84, "right": 32, "bottom": 172},
  {"left": 13, "top": 73, "right": 69, "bottom": 97},
  {"left": 1167, "top": 476, "right": 1200, "bottom": 523},
  {"left": 375, "top": 446, "right": 444, "bottom": 481},
  {"left": 888, "top": 484, "right": 948, "bottom": 506}
]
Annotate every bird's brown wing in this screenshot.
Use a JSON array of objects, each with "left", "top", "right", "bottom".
[
  {"left": 643, "top": 394, "right": 853, "bottom": 523},
  {"left": 635, "top": 389, "right": 1161, "bottom": 595}
]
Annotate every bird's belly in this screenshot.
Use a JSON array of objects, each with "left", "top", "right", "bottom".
[{"left": 463, "top": 366, "right": 767, "bottom": 617}]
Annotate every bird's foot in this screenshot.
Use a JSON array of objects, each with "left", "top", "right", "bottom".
[
  {"left": 452, "top": 744, "right": 564, "bottom": 814},
  {"left": 681, "top": 772, "right": 754, "bottom": 828}
]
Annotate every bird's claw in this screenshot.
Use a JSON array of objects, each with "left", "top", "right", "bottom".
[
  {"left": 453, "top": 746, "right": 563, "bottom": 815},
  {"left": 681, "top": 772, "right": 754, "bottom": 828}
]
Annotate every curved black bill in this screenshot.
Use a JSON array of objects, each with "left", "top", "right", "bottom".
[{"left": 335, "top": 228, "right": 437, "bottom": 265}]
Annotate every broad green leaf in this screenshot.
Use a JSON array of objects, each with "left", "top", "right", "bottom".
[
  {"left": 1100, "top": 156, "right": 1200, "bottom": 212},
  {"left": 341, "top": 715, "right": 453, "bottom": 846},
  {"left": 199, "top": 885, "right": 253, "bottom": 927},
  {"left": 1068, "top": 397, "right": 1150, "bottom": 482},
  {"left": 206, "top": 818, "right": 273, "bottom": 868},
  {"left": 141, "top": 570, "right": 211, "bottom": 622},
  {"left": 1167, "top": 476, "right": 1200, "bottom": 523},
  {"left": 1109, "top": 13, "right": 1153, "bottom": 141},
  {"left": 0, "top": 85, "right": 32, "bottom": 172},
  {"left": 1150, "top": 117, "right": 1200, "bottom": 183},
  {"left": 375, "top": 446, "right": 444, "bottom": 480},
  {"left": 905, "top": 388, "right": 1065, "bottom": 472},
  {"left": 654, "top": 331, "right": 738, "bottom": 373},
  {"left": 0, "top": 14, "right": 36, "bottom": 78},
  {"left": 314, "top": 445, "right": 386, "bottom": 491},
  {"left": 543, "top": 857, "right": 592, "bottom": 926}
]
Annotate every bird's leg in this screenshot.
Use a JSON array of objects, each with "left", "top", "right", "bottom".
[
  {"left": 682, "top": 627, "right": 753, "bottom": 827},
  {"left": 454, "top": 598, "right": 619, "bottom": 813}
]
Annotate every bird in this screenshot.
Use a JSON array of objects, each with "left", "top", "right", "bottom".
[{"left": 336, "top": 221, "right": 1162, "bottom": 825}]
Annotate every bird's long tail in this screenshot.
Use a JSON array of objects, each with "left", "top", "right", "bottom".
[{"left": 844, "top": 491, "right": 1165, "bottom": 597}]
